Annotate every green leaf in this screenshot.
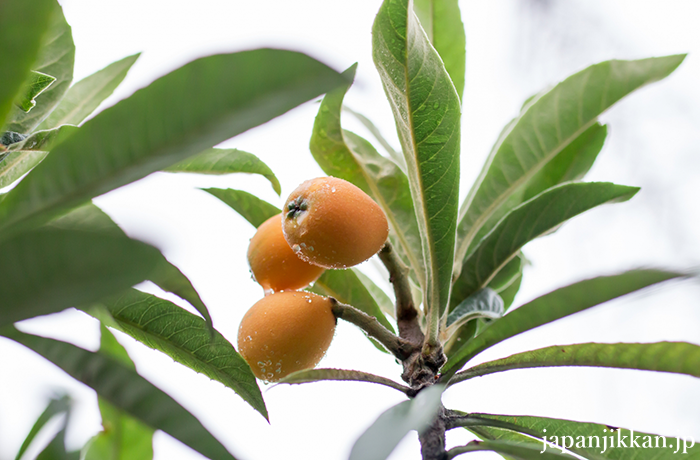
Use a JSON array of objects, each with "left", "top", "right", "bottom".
[
  {"left": 488, "top": 252, "right": 526, "bottom": 311},
  {"left": 0, "top": 49, "right": 347, "bottom": 237},
  {"left": 311, "top": 269, "right": 396, "bottom": 353},
  {"left": 449, "top": 341, "right": 700, "bottom": 385},
  {"left": 448, "top": 439, "right": 576, "bottom": 460},
  {"left": 488, "top": 253, "right": 525, "bottom": 293},
  {"left": 3, "top": 327, "right": 239, "bottom": 460},
  {"left": 0, "top": 125, "right": 77, "bottom": 189},
  {"left": 309, "top": 65, "right": 425, "bottom": 284},
  {"left": 522, "top": 123, "right": 607, "bottom": 201},
  {"left": 36, "top": 417, "right": 78, "bottom": 460},
  {"left": 83, "top": 401, "right": 154, "bottom": 460},
  {"left": 278, "top": 368, "right": 410, "bottom": 394},
  {"left": 373, "top": 0, "right": 462, "bottom": 331},
  {"left": 166, "top": 148, "right": 281, "bottom": 195},
  {"left": 49, "top": 203, "right": 214, "bottom": 327},
  {"left": 91, "top": 289, "right": 267, "bottom": 420},
  {"left": 82, "top": 325, "right": 154, "bottom": 460},
  {"left": 0, "top": 228, "right": 161, "bottom": 328},
  {"left": 14, "top": 71, "right": 56, "bottom": 112},
  {"left": 455, "top": 55, "right": 685, "bottom": 265},
  {"left": 452, "top": 410, "right": 542, "bottom": 451},
  {"left": 15, "top": 395, "right": 71, "bottom": 460},
  {"left": 342, "top": 105, "right": 403, "bottom": 167},
  {"left": 451, "top": 182, "right": 639, "bottom": 309},
  {"left": 355, "top": 269, "right": 395, "bottom": 318},
  {"left": 8, "top": 124, "right": 78, "bottom": 151},
  {"left": 441, "top": 269, "right": 684, "bottom": 379},
  {"left": 203, "top": 188, "right": 280, "bottom": 228},
  {"left": 446, "top": 288, "right": 503, "bottom": 330},
  {"left": 497, "top": 269, "right": 523, "bottom": 312},
  {"left": 312, "top": 269, "right": 395, "bottom": 332},
  {"left": 38, "top": 53, "right": 140, "bottom": 129},
  {"left": 412, "top": 0, "right": 466, "bottom": 101},
  {"left": 461, "top": 123, "right": 608, "bottom": 261},
  {"left": 0, "top": 149, "right": 49, "bottom": 188},
  {"left": 444, "top": 289, "right": 503, "bottom": 362},
  {"left": 463, "top": 413, "right": 700, "bottom": 460},
  {"left": 0, "top": 0, "right": 55, "bottom": 127},
  {"left": 349, "top": 384, "right": 445, "bottom": 460},
  {"left": 99, "top": 323, "right": 134, "bottom": 367},
  {"left": 4, "top": 1, "right": 75, "bottom": 133},
  {"left": 444, "top": 321, "right": 477, "bottom": 362},
  {"left": 48, "top": 202, "right": 124, "bottom": 236}
]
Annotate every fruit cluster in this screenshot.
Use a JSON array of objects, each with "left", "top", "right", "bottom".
[{"left": 238, "top": 176, "right": 389, "bottom": 382}]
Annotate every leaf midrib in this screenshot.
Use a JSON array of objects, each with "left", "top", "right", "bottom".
[
  {"left": 111, "top": 311, "right": 262, "bottom": 405},
  {"left": 457, "top": 118, "right": 599, "bottom": 266},
  {"left": 0, "top": 79, "right": 313, "bottom": 237}
]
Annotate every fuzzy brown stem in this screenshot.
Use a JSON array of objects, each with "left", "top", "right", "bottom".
[
  {"left": 419, "top": 404, "right": 448, "bottom": 460},
  {"left": 377, "top": 242, "right": 424, "bottom": 346},
  {"left": 330, "top": 299, "right": 415, "bottom": 360}
]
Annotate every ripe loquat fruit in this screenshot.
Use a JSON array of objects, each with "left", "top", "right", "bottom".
[
  {"left": 282, "top": 176, "right": 389, "bottom": 269},
  {"left": 247, "top": 213, "right": 325, "bottom": 293},
  {"left": 237, "top": 291, "right": 336, "bottom": 382}
]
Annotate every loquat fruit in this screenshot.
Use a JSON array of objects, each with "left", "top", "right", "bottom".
[
  {"left": 282, "top": 176, "right": 389, "bottom": 269},
  {"left": 237, "top": 291, "right": 336, "bottom": 382},
  {"left": 247, "top": 213, "right": 325, "bottom": 293}
]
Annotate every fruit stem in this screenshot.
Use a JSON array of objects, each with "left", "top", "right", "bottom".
[
  {"left": 378, "top": 242, "right": 424, "bottom": 346},
  {"left": 330, "top": 298, "right": 415, "bottom": 360}
]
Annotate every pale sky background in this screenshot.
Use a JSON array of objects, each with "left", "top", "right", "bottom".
[{"left": 2, "top": 1, "right": 700, "bottom": 459}]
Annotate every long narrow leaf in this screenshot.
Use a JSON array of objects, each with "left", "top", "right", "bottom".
[
  {"left": 38, "top": 53, "right": 140, "bottom": 129},
  {"left": 4, "top": 1, "right": 75, "bottom": 133},
  {"left": 441, "top": 269, "right": 684, "bottom": 379},
  {"left": 373, "top": 0, "right": 461, "bottom": 335},
  {"left": 0, "top": 49, "right": 346, "bottom": 237},
  {"left": 455, "top": 56, "right": 685, "bottom": 266},
  {"left": 446, "top": 288, "right": 504, "bottom": 330},
  {"left": 310, "top": 65, "right": 424, "bottom": 284},
  {"left": 451, "top": 182, "right": 639, "bottom": 308},
  {"left": 14, "top": 395, "right": 71, "bottom": 460},
  {"left": 0, "top": 149, "right": 49, "bottom": 188},
  {"left": 449, "top": 341, "right": 700, "bottom": 385},
  {"left": 36, "top": 415, "right": 78, "bottom": 460},
  {"left": 523, "top": 123, "right": 607, "bottom": 201},
  {"left": 0, "top": 0, "right": 54, "bottom": 127},
  {"left": 461, "top": 123, "right": 608, "bottom": 261},
  {"left": 166, "top": 148, "right": 281, "bottom": 195},
  {"left": 349, "top": 384, "right": 444, "bottom": 460},
  {"left": 3, "top": 327, "right": 239, "bottom": 460},
  {"left": 0, "top": 125, "right": 77, "bottom": 188},
  {"left": 203, "top": 188, "right": 280, "bottom": 228},
  {"left": 0, "top": 228, "right": 161, "bottom": 328},
  {"left": 342, "top": 106, "right": 403, "bottom": 167},
  {"left": 279, "top": 368, "right": 410, "bottom": 394},
  {"left": 15, "top": 71, "right": 56, "bottom": 112},
  {"left": 447, "top": 439, "right": 576, "bottom": 460},
  {"left": 82, "top": 325, "right": 154, "bottom": 460},
  {"left": 412, "top": 0, "right": 466, "bottom": 101},
  {"left": 463, "top": 413, "right": 700, "bottom": 460},
  {"left": 8, "top": 124, "right": 78, "bottom": 151},
  {"left": 50, "top": 203, "right": 214, "bottom": 327},
  {"left": 91, "top": 289, "right": 267, "bottom": 420}
]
